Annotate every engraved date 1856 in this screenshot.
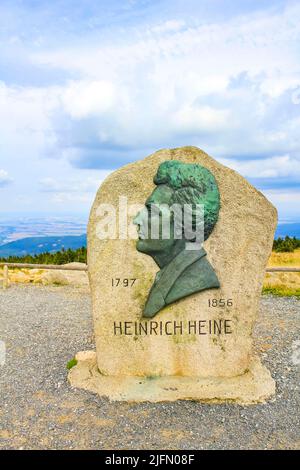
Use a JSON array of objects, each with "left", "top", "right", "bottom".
[{"left": 208, "top": 298, "right": 233, "bottom": 308}]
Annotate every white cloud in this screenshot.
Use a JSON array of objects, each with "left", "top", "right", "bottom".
[
  {"left": 0, "top": 169, "right": 13, "bottom": 187},
  {"left": 40, "top": 172, "right": 111, "bottom": 192},
  {"left": 151, "top": 20, "right": 186, "bottom": 34},
  {"left": 39, "top": 172, "right": 111, "bottom": 205},
  {"left": 264, "top": 189, "right": 300, "bottom": 204},
  {"left": 173, "top": 105, "right": 231, "bottom": 133},
  {"left": 31, "top": 3, "right": 300, "bottom": 88},
  {"left": 2, "top": 6, "right": 300, "bottom": 161},
  {"left": 50, "top": 192, "right": 94, "bottom": 204},
  {"left": 22, "top": 1, "right": 300, "bottom": 164},
  {"left": 61, "top": 80, "right": 116, "bottom": 119},
  {"left": 0, "top": 81, "right": 58, "bottom": 160},
  {"left": 262, "top": 189, "right": 300, "bottom": 221},
  {"left": 219, "top": 154, "right": 300, "bottom": 179}
]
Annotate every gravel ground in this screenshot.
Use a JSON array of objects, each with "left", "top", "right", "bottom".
[{"left": 0, "top": 284, "right": 299, "bottom": 450}]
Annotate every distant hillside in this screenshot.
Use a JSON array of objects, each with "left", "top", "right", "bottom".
[
  {"left": 0, "top": 234, "right": 86, "bottom": 257},
  {"left": 275, "top": 223, "right": 300, "bottom": 239},
  {"left": 0, "top": 221, "right": 299, "bottom": 257}
]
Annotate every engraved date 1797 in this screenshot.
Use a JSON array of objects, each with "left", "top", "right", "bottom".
[{"left": 111, "top": 278, "right": 137, "bottom": 287}]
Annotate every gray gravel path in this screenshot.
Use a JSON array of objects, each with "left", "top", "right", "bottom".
[{"left": 0, "top": 284, "right": 299, "bottom": 450}]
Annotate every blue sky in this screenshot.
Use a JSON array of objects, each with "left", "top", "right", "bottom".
[{"left": 0, "top": 0, "right": 299, "bottom": 222}]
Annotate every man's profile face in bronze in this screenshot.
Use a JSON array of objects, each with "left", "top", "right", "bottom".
[{"left": 133, "top": 184, "right": 176, "bottom": 256}]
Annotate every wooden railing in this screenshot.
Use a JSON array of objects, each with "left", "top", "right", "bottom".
[
  {"left": 0, "top": 262, "right": 88, "bottom": 271},
  {"left": 0, "top": 262, "right": 87, "bottom": 289},
  {"left": 0, "top": 262, "right": 300, "bottom": 289},
  {"left": 265, "top": 267, "right": 300, "bottom": 272}
]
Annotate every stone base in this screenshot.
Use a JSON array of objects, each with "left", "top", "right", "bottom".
[{"left": 68, "top": 351, "right": 276, "bottom": 404}]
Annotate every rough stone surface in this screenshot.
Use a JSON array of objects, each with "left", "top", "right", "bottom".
[
  {"left": 69, "top": 352, "right": 275, "bottom": 404},
  {"left": 86, "top": 147, "right": 277, "bottom": 400},
  {"left": 40, "top": 263, "right": 88, "bottom": 287}
]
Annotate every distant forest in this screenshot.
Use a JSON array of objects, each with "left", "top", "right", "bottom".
[
  {"left": 0, "top": 246, "right": 87, "bottom": 265},
  {"left": 0, "top": 237, "right": 300, "bottom": 265},
  {"left": 273, "top": 236, "right": 300, "bottom": 253}
]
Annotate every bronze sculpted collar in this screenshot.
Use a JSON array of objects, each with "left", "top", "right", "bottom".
[{"left": 143, "top": 247, "right": 207, "bottom": 318}]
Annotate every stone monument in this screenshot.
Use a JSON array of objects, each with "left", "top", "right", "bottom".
[{"left": 68, "top": 146, "right": 277, "bottom": 403}]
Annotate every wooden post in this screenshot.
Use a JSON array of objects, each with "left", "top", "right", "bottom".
[{"left": 3, "top": 264, "right": 9, "bottom": 289}]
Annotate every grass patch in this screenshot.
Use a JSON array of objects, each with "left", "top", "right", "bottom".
[
  {"left": 262, "top": 285, "right": 300, "bottom": 298},
  {"left": 268, "top": 248, "right": 300, "bottom": 267},
  {"left": 66, "top": 357, "right": 78, "bottom": 370}
]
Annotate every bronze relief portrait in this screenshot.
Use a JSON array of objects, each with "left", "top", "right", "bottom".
[{"left": 134, "top": 160, "right": 220, "bottom": 318}]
